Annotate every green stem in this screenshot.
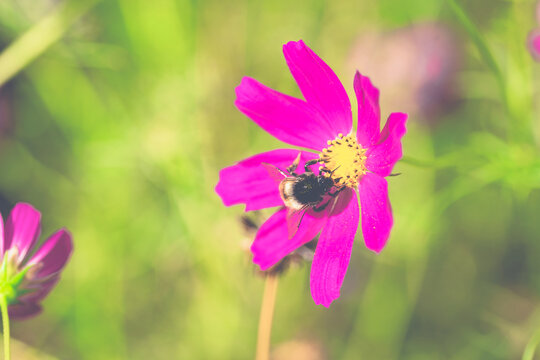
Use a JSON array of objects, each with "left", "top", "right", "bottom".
[
  {"left": 0, "top": 0, "right": 101, "bottom": 87},
  {"left": 523, "top": 327, "right": 540, "bottom": 360},
  {"left": 447, "top": 0, "right": 507, "bottom": 107},
  {"left": 0, "top": 296, "right": 10, "bottom": 360}
]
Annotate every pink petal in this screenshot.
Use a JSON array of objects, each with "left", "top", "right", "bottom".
[
  {"left": 9, "top": 302, "right": 42, "bottom": 319},
  {"left": 19, "top": 276, "right": 59, "bottom": 303},
  {"left": 4, "top": 203, "right": 41, "bottom": 263},
  {"left": 252, "top": 207, "right": 327, "bottom": 270},
  {"left": 235, "top": 77, "right": 334, "bottom": 150},
  {"left": 283, "top": 40, "right": 352, "bottom": 136},
  {"left": 216, "top": 149, "right": 319, "bottom": 211},
  {"left": 310, "top": 188, "right": 359, "bottom": 307},
  {"left": 354, "top": 72, "right": 381, "bottom": 148},
  {"left": 365, "top": 112, "right": 408, "bottom": 177},
  {"left": 27, "top": 229, "right": 73, "bottom": 279},
  {"left": 358, "top": 173, "right": 393, "bottom": 253}
]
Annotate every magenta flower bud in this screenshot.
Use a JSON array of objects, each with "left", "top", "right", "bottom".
[
  {"left": 216, "top": 40, "right": 407, "bottom": 307},
  {"left": 528, "top": 29, "right": 540, "bottom": 62},
  {"left": 0, "top": 203, "right": 73, "bottom": 319}
]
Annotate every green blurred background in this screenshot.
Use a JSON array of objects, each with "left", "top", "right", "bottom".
[{"left": 0, "top": 0, "right": 540, "bottom": 359}]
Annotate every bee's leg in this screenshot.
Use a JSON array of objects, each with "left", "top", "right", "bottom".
[
  {"left": 312, "top": 200, "right": 330, "bottom": 212},
  {"left": 388, "top": 172, "right": 401, "bottom": 176},
  {"left": 328, "top": 186, "right": 346, "bottom": 197},
  {"left": 287, "top": 153, "right": 302, "bottom": 175},
  {"left": 304, "top": 159, "right": 320, "bottom": 173},
  {"left": 319, "top": 167, "right": 332, "bottom": 175},
  {"left": 296, "top": 210, "right": 308, "bottom": 230},
  {"left": 320, "top": 165, "right": 340, "bottom": 175}
]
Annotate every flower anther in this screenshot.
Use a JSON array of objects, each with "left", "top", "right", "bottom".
[{"left": 320, "top": 133, "right": 367, "bottom": 188}]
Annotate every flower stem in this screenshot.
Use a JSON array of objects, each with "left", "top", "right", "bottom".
[
  {"left": 523, "top": 325, "right": 540, "bottom": 360},
  {"left": 255, "top": 275, "right": 279, "bottom": 360},
  {"left": 0, "top": 0, "right": 101, "bottom": 87},
  {"left": 0, "top": 296, "right": 10, "bottom": 360}
]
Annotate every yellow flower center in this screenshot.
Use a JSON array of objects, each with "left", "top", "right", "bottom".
[{"left": 319, "top": 133, "right": 367, "bottom": 188}]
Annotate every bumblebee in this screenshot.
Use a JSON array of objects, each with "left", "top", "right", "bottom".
[
  {"left": 263, "top": 154, "right": 344, "bottom": 237},
  {"left": 278, "top": 162, "right": 334, "bottom": 212}
]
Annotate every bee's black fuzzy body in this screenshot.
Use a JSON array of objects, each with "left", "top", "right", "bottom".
[{"left": 279, "top": 173, "right": 334, "bottom": 211}]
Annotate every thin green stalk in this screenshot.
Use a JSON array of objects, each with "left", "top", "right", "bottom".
[
  {"left": 523, "top": 327, "right": 540, "bottom": 360},
  {"left": 0, "top": 0, "right": 101, "bottom": 87},
  {"left": 0, "top": 296, "right": 10, "bottom": 360},
  {"left": 447, "top": 0, "right": 507, "bottom": 107}
]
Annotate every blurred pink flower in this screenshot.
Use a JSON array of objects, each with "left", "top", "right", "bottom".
[
  {"left": 527, "top": 1, "right": 540, "bottom": 62},
  {"left": 216, "top": 40, "right": 407, "bottom": 306},
  {"left": 0, "top": 203, "right": 73, "bottom": 319},
  {"left": 528, "top": 29, "right": 540, "bottom": 62},
  {"left": 346, "top": 23, "right": 460, "bottom": 121}
]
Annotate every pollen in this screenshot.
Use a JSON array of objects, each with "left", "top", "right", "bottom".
[{"left": 319, "top": 133, "right": 367, "bottom": 188}]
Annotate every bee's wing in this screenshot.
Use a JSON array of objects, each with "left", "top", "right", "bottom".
[
  {"left": 286, "top": 207, "right": 308, "bottom": 240},
  {"left": 261, "top": 163, "right": 288, "bottom": 185}
]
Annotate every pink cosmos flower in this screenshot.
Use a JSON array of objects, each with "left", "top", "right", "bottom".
[
  {"left": 216, "top": 40, "right": 407, "bottom": 307},
  {"left": 0, "top": 203, "right": 73, "bottom": 318}
]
